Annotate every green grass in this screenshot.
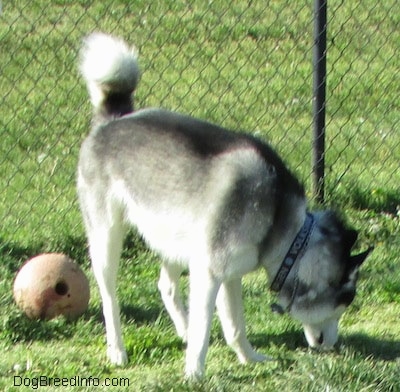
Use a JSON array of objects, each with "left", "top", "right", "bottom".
[{"left": 1, "top": 0, "right": 399, "bottom": 390}]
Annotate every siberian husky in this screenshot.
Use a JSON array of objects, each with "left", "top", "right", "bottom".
[{"left": 77, "top": 33, "right": 372, "bottom": 379}]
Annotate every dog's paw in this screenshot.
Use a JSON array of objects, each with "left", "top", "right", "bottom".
[
  {"left": 184, "top": 366, "right": 204, "bottom": 382},
  {"left": 107, "top": 346, "right": 128, "bottom": 366},
  {"left": 184, "top": 356, "right": 205, "bottom": 381},
  {"left": 239, "top": 350, "right": 273, "bottom": 364}
]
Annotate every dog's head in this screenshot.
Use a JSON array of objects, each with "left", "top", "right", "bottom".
[{"left": 278, "top": 211, "right": 372, "bottom": 349}]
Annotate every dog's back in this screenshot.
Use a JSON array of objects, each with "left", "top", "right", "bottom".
[{"left": 79, "top": 105, "right": 295, "bottom": 264}]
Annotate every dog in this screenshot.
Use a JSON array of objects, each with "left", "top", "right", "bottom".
[{"left": 77, "top": 33, "right": 372, "bottom": 379}]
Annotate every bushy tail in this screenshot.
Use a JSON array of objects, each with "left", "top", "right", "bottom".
[{"left": 80, "top": 33, "right": 139, "bottom": 122}]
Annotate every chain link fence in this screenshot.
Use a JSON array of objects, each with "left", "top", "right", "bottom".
[{"left": 1, "top": 0, "right": 398, "bottom": 248}]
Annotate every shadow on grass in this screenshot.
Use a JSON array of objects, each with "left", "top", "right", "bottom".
[
  {"left": 77, "top": 302, "right": 164, "bottom": 333},
  {"left": 345, "top": 333, "right": 400, "bottom": 360},
  {"left": 121, "top": 303, "right": 163, "bottom": 325},
  {"left": 249, "top": 329, "right": 400, "bottom": 361},
  {"left": 1, "top": 311, "right": 77, "bottom": 343},
  {"left": 3, "top": 304, "right": 115, "bottom": 344},
  {"left": 327, "top": 183, "right": 400, "bottom": 215},
  {"left": 249, "top": 329, "right": 306, "bottom": 351}
]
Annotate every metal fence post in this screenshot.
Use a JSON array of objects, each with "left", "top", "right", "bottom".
[{"left": 312, "top": 0, "right": 327, "bottom": 203}]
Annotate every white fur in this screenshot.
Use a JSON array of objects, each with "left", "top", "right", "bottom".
[
  {"left": 303, "top": 305, "right": 346, "bottom": 349},
  {"left": 80, "top": 33, "right": 139, "bottom": 109}
]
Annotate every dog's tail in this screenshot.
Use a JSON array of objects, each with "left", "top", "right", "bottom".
[{"left": 80, "top": 33, "right": 139, "bottom": 123}]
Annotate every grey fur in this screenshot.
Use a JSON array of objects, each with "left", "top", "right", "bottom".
[{"left": 77, "top": 33, "right": 372, "bottom": 379}]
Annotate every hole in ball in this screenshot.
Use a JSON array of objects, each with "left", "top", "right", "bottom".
[{"left": 55, "top": 281, "right": 69, "bottom": 296}]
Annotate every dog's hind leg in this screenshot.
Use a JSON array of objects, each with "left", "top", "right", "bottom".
[
  {"left": 158, "top": 263, "right": 188, "bottom": 342},
  {"left": 88, "top": 218, "right": 127, "bottom": 365},
  {"left": 216, "top": 278, "right": 268, "bottom": 364},
  {"left": 185, "top": 265, "right": 221, "bottom": 379}
]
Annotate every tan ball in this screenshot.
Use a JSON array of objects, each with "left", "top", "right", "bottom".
[{"left": 13, "top": 253, "right": 90, "bottom": 320}]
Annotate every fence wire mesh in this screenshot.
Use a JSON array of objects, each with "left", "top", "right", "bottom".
[{"left": 0, "top": 0, "right": 398, "bottom": 247}]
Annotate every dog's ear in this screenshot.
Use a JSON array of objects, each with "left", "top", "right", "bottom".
[
  {"left": 336, "top": 284, "right": 356, "bottom": 307},
  {"left": 344, "top": 229, "right": 358, "bottom": 253},
  {"left": 342, "top": 247, "right": 373, "bottom": 285},
  {"left": 348, "top": 247, "right": 373, "bottom": 269}
]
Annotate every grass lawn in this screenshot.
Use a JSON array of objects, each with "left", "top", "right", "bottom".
[{"left": 1, "top": 1, "right": 399, "bottom": 391}]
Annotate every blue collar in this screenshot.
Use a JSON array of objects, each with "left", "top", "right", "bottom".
[{"left": 270, "top": 213, "right": 315, "bottom": 293}]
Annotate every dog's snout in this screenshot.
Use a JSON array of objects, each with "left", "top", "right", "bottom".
[{"left": 303, "top": 319, "right": 340, "bottom": 350}]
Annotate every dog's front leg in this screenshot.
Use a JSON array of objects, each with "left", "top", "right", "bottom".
[{"left": 185, "top": 266, "right": 221, "bottom": 380}]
